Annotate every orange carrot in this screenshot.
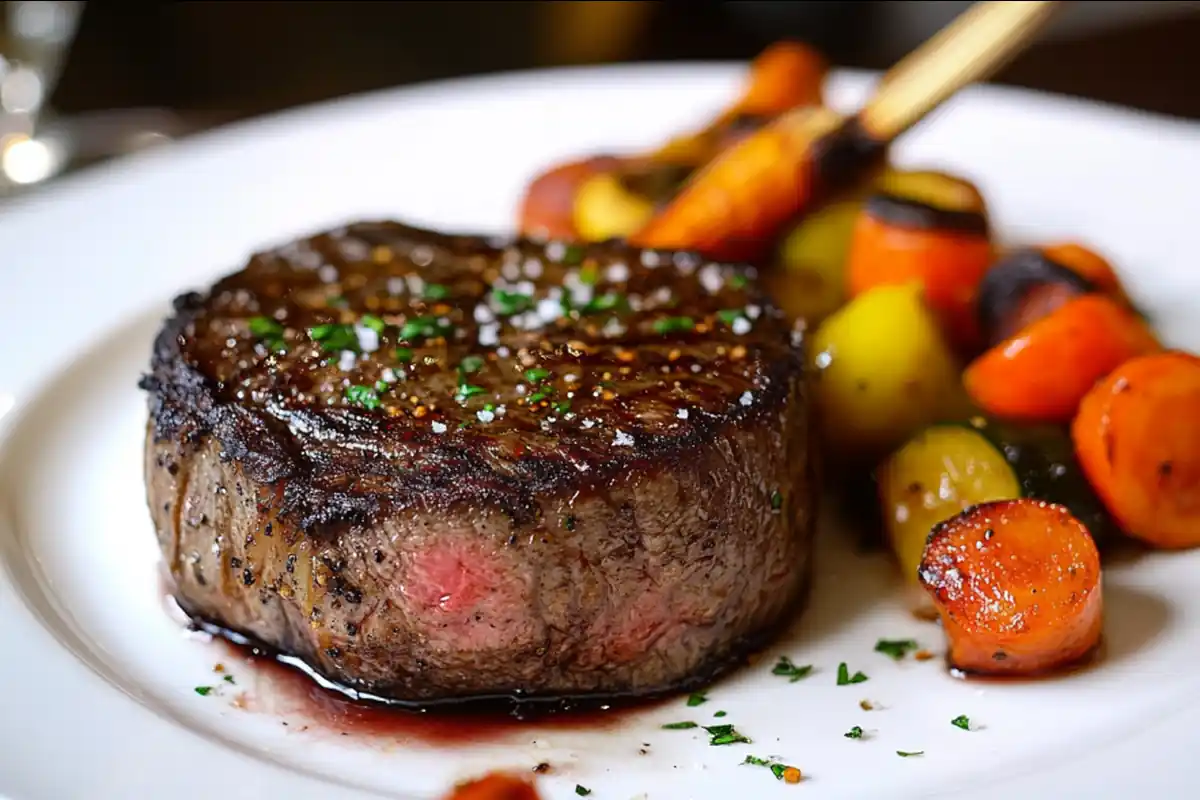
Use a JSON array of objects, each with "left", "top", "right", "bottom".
[
  {"left": 845, "top": 192, "right": 993, "bottom": 350},
  {"left": 1072, "top": 351, "right": 1200, "bottom": 549},
  {"left": 733, "top": 40, "right": 827, "bottom": 115},
  {"left": 630, "top": 106, "right": 847, "bottom": 262},
  {"left": 964, "top": 294, "right": 1161, "bottom": 423},
  {"left": 443, "top": 773, "right": 541, "bottom": 800},
  {"left": 920, "top": 498, "right": 1103, "bottom": 676}
]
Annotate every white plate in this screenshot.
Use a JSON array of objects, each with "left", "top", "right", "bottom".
[{"left": 0, "top": 65, "right": 1197, "bottom": 800}]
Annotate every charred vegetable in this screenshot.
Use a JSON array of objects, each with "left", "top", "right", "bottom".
[
  {"left": 976, "top": 248, "right": 1096, "bottom": 347},
  {"left": 878, "top": 425, "right": 1021, "bottom": 611},
  {"left": 518, "top": 155, "right": 622, "bottom": 240},
  {"left": 919, "top": 499, "right": 1103, "bottom": 676},
  {"left": 878, "top": 416, "right": 1112, "bottom": 612},
  {"left": 845, "top": 179, "right": 993, "bottom": 351},
  {"left": 809, "top": 282, "right": 964, "bottom": 459},
  {"left": 1073, "top": 351, "right": 1200, "bottom": 549},
  {"left": 1040, "top": 242, "right": 1129, "bottom": 303},
  {"left": 964, "top": 294, "right": 1161, "bottom": 424}
]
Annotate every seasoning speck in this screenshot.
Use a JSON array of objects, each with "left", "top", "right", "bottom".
[
  {"left": 613, "top": 430, "right": 635, "bottom": 447},
  {"left": 476, "top": 409, "right": 496, "bottom": 423},
  {"left": 677, "top": 408, "right": 690, "bottom": 420},
  {"left": 739, "top": 391, "right": 753, "bottom": 406},
  {"left": 431, "top": 421, "right": 447, "bottom": 434}
]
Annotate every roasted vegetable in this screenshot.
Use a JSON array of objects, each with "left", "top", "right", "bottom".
[
  {"left": 442, "top": 773, "right": 541, "bottom": 800},
  {"left": 845, "top": 188, "right": 993, "bottom": 351},
  {"left": 964, "top": 294, "right": 1161, "bottom": 424},
  {"left": 808, "top": 282, "right": 964, "bottom": 458},
  {"left": 919, "top": 499, "right": 1103, "bottom": 676},
  {"left": 573, "top": 171, "right": 656, "bottom": 242},
  {"left": 631, "top": 105, "right": 849, "bottom": 261},
  {"left": 878, "top": 416, "right": 1112, "bottom": 612},
  {"left": 1073, "top": 351, "right": 1200, "bottom": 549},
  {"left": 878, "top": 425, "right": 1021, "bottom": 610},
  {"left": 871, "top": 169, "right": 987, "bottom": 217},
  {"left": 769, "top": 200, "right": 862, "bottom": 323},
  {"left": 518, "top": 155, "right": 622, "bottom": 240},
  {"left": 1040, "top": 242, "right": 1128, "bottom": 303},
  {"left": 976, "top": 248, "right": 1096, "bottom": 347}
]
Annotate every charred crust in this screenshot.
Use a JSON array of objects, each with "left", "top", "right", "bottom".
[
  {"left": 864, "top": 192, "right": 989, "bottom": 235},
  {"left": 140, "top": 220, "right": 807, "bottom": 532}
]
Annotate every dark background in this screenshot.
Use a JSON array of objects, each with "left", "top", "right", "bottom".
[{"left": 51, "top": 1, "right": 1200, "bottom": 124}]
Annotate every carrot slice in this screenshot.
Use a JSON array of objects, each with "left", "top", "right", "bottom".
[
  {"left": 1072, "top": 351, "right": 1200, "bottom": 549},
  {"left": 1040, "top": 242, "right": 1128, "bottom": 302},
  {"left": 443, "top": 773, "right": 541, "bottom": 800},
  {"left": 964, "top": 294, "right": 1161, "bottom": 423},
  {"left": 919, "top": 499, "right": 1102, "bottom": 676},
  {"left": 845, "top": 194, "right": 993, "bottom": 351}
]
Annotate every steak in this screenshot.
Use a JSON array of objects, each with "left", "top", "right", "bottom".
[{"left": 140, "top": 220, "right": 816, "bottom": 707}]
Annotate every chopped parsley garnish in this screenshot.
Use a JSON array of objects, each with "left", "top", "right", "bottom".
[
  {"left": 770, "top": 490, "right": 784, "bottom": 511},
  {"left": 398, "top": 315, "right": 452, "bottom": 342},
  {"left": 456, "top": 384, "right": 487, "bottom": 400},
  {"left": 951, "top": 715, "right": 971, "bottom": 731},
  {"left": 743, "top": 755, "right": 799, "bottom": 782},
  {"left": 897, "top": 750, "right": 925, "bottom": 758},
  {"left": 580, "top": 292, "right": 625, "bottom": 315},
  {"left": 704, "top": 723, "right": 750, "bottom": 746},
  {"left": 222, "top": 675, "right": 236, "bottom": 684},
  {"left": 661, "top": 721, "right": 698, "bottom": 730},
  {"left": 394, "top": 347, "right": 414, "bottom": 362},
  {"left": 524, "top": 367, "right": 551, "bottom": 383},
  {"left": 875, "top": 638, "right": 920, "bottom": 660},
  {"left": 771, "top": 656, "right": 813, "bottom": 683},
  {"left": 459, "top": 355, "right": 485, "bottom": 375},
  {"left": 836, "top": 663, "right": 868, "bottom": 685},
  {"left": 248, "top": 316, "right": 287, "bottom": 351},
  {"left": 345, "top": 384, "right": 381, "bottom": 410},
  {"left": 423, "top": 283, "right": 450, "bottom": 300},
  {"left": 553, "top": 399, "right": 571, "bottom": 414},
  {"left": 686, "top": 692, "right": 708, "bottom": 707},
  {"left": 652, "top": 315, "right": 695, "bottom": 335},
  {"left": 360, "top": 314, "right": 387, "bottom": 333},
  {"left": 714, "top": 710, "right": 727, "bottom": 717},
  {"left": 563, "top": 245, "right": 586, "bottom": 267},
  {"left": 844, "top": 726, "right": 864, "bottom": 739},
  {"left": 309, "top": 323, "right": 358, "bottom": 352},
  {"left": 729, "top": 273, "right": 749, "bottom": 289},
  {"left": 574, "top": 786, "right": 591, "bottom": 797},
  {"left": 492, "top": 289, "right": 534, "bottom": 316},
  {"left": 528, "top": 389, "right": 554, "bottom": 404},
  {"left": 248, "top": 316, "right": 284, "bottom": 338},
  {"left": 563, "top": 515, "right": 577, "bottom": 532},
  {"left": 716, "top": 308, "right": 745, "bottom": 326},
  {"left": 194, "top": 686, "right": 214, "bottom": 696}
]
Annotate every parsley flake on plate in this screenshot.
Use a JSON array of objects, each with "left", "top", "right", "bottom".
[
  {"left": 897, "top": 750, "right": 925, "bottom": 758},
  {"left": 875, "top": 638, "right": 920, "bottom": 660},
  {"left": 836, "top": 662, "right": 868, "bottom": 685},
  {"left": 661, "top": 721, "right": 698, "bottom": 730},
  {"left": 844, "top": 725, "right": 864, "bottom": 739},
  {"left": 704, "top": 723, "right": 750, "bottom": 746},
  {"left": 686, "top": 692, "right": 708, "bottom": 707},
  {"left": 771, "top": 656, "right": 813, "bottom": 682},
  {"left": 951, "top": 715, "right": 971, "bottom": 731}
]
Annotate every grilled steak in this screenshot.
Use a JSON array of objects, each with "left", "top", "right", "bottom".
[{"left": 141, "top": 220, "right": 816, "bottom": 707}]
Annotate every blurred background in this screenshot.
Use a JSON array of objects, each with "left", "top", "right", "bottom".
[{"left": 2, "top": 0, "right": 1198, "bottom": 194}]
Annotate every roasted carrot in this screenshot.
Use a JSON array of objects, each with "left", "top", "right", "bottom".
[
  {"left": 919, "top": 499, "right": 1103, "bottom": 676},
  {"left": 1072, "top": 351, "right": 1200, "bottom": 549},
  {"left": 845, "top": 190, "right": 993, "bottom": 350},
  {"left": 964, "top": 294, "right": 1161, "bottom": 424},
  {"left": 1041, "top": 242, "right": 1128, "bottom": 302},
  {"left": 519, "top": 41, "right": 828, "bottom": 241},
  {"left": 517, "top": 155, "right": 623, "bottom": 240},
  {"left": 630, "top": 106, "right": 847, "bottom": 262},
  {"left": 442, "top": 773, "right": 541, "bottom": 800}
]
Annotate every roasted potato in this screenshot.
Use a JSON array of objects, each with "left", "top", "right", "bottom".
[
  {"left": 919, "top": 499, "right": 1103, "bottom": 675},
  {"left": 808, "top": 282, "right": 965, "bottom": 459},
  {"left": 769, "top": 200, "right": 862, "bottom": 323}
]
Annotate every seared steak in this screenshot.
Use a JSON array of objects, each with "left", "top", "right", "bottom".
[{"left": 141, "top": 221, "right": 816, "bottom": 707}]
